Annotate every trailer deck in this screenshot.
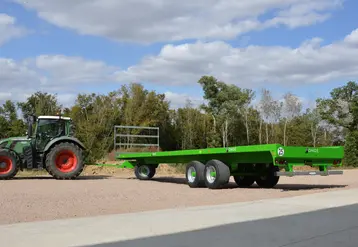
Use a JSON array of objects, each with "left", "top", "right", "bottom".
[{"left": 114, "top": 144, "right": 344, "bottom": 189}]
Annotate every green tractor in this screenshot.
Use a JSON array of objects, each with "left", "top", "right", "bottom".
[{"left": 0, "top": 115, "right": 86, "bottom": 180}]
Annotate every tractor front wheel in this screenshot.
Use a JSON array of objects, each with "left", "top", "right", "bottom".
[
  {"left": 0, "top": 150, "right": 19, "bottom": 180},
  {"left": 45, "top": 142, "right": 84, "bottom": 179}
]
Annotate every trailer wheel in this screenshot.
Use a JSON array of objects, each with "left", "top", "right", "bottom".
[
  {"left": 233, "top": 176, "right": 255, "bottom": 188},
  {"left": 0, "top": 150, "right": 19, "bottom": 180},
  {"left": 204, "top": 159, "right": 230, "bottom": 189},
  {"left": 255, "top": 165, "right": 280, "bottom": 188},
  {"left": 135, "top": 164, "right": 156, "bottom": 180},
  {"left": 186, "top": 161, "right": 205, "bottom": 188}
]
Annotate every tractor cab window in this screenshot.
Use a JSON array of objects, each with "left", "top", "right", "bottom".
[
  {"left": 68, "top": 120, "right": 76, "bottom": 136},
  {"left": 36, "top": 119, "right": 65, "bottom": 139}
]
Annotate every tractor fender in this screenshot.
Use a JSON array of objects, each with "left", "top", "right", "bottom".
[{"left": 44, "top": 136, "right": 86, "bottom": 153}]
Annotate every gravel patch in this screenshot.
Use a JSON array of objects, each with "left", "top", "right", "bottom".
[{"left": 0, "top": 169, "right": 357, "bottom": 225}]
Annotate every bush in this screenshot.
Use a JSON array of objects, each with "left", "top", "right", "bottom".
[{"left": 343, "top": 131, "right": 358, "bottom": 167}]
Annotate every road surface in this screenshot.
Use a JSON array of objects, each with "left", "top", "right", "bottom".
[
  {"left": 2, "top": 169, "right": 357, "bottom": 224},
  {"left": 1, "top": 188, "right": 358, "bottom": 247},
  {"left": 88, "top": 203, "right": 358, "bottom": 247}
]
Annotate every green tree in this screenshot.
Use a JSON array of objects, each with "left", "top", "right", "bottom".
[
  {"left": 69, "top": 91, "right": 124, "bottom": 163},
  {"left": 316, "top": 81, "right": 358, "bottom": 166},
  {"left": 198, "top": 75, "right": 254, "bottom": 147},
  {"left": 17, "top": 91, "right": 62, "bottom": 121},
  {"left": 0, "top": 100, "right": 26, "bottom": 138}
]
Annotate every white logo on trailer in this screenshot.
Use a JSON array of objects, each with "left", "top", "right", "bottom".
[{"left": 278, "top": 147, "right": 284, "bottom": 156}]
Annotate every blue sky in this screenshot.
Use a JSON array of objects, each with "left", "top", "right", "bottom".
[{"left": 1, "top": 0, "right": 358, "bottom": 109}]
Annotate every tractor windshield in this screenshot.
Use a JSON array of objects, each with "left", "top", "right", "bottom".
[
  {"left": 34, "top": 119, "right": 66, "bottom": 151},
  {"left": 36, "top": 119, "right": 65, "bottom": 138}
]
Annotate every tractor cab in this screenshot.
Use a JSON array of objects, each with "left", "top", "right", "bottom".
[{"left": 27, "top": 115, "right": 75, "bottom": 152}]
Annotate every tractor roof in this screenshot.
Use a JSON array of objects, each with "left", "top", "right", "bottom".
[{"left": 38, "top": 115, "right": 71, "bottom": 120}]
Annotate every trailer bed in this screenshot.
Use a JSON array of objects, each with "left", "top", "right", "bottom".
[
  {"left": 114, "top": 144, "right": 344, "bottom": 189},
  {"left": 117, "top": 144, "right": 343, "bottom": 168}
]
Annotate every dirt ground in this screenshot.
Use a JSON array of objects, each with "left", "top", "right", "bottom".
[{"left": 0, "top": 165, "right": 357, "bottom": 225}]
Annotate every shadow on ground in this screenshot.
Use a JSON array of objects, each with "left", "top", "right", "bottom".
[
  {"left": 81, "top": 203, "right": 358, "bottom": 247},
  {"left": 125, "top": 176, "right": 347, "bottom": 191},
  {"left": 12, "top": 175, "right": 112, "bottom": 180}
]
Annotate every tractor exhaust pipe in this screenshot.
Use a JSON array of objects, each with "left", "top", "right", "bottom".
[
  {"left": 27, "top": 122, "right": 32, "bottom": 138},
  {"left": 27, "top": 115, "right": 36, "bottom": 138}
]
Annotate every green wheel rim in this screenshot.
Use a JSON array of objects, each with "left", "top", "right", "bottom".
[
  {"left": 187, "top": 166, "right": 196, "bottom": 183},
  {"left": 206, "top": 166, "right": 216, "bottom": 183}
]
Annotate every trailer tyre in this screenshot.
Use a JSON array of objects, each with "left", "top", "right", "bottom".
[
  {"left": 255, "top": 165, "right": 280, "bottom": 188},
  {"left": 0, "top": 149, "right": 19, "bottom": 180},
  {"left": 233, "top": 176, "right": 255, "bottom": 188},
  {"left": 186, "top": 161, "right": 205, "bottom": 188},
  {"left": 204, "top": 159, "right": 230, "bottom": 189},
  {"left": 135, "top": 164, "right": 156, "bottom": 180}
]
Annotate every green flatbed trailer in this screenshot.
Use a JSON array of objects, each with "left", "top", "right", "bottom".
[{"left": 115, "top": 144, "right": 344, "bottom": 189}]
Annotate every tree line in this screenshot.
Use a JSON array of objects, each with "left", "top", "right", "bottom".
[{"left": 0, "top": 76, "right": 357, "bottom": 166}]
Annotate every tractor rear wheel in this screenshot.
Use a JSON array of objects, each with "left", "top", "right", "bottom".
[
  {"left": 0, "top": 149, "right": 19, "bottom": 180},
  {"left": 45, "top": 142, "right": 84, "bottom": 179}
]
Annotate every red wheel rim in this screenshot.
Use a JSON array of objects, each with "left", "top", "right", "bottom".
[
  {"left": 0, "top": 156, "right": 13, "bottom": 175},
  {"left": 55, "top": 150, "right": 78, "bottom": 173}
]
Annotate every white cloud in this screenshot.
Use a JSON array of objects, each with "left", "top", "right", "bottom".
[
  {"left": 1, "top": 28, "right": 357, "bottom": 110},
  {"left": 0, "top": 55, "right": 119, "bottom": 88},
  {"left": 1, "top": 53, "right": 204, "bottom": 109},
  {"left": 56, "top": 93, "right": 78, "bottom": 108},
  {"left": 0, "top": 55, "right": 119, "bottom": 106},
  {"left": 31, "top": 55, "right": 119, "bottom": 86},
  {"left": 0, "top": 58, "right": 43, "bottom": 92},
  {"left": 13, "top": 0, "right": 342, "bottom": 43},
  {"left": 164, "top": 91, "right": 204, "bottom": 109},
  {"left": 0, "top": 14, "right": 28, "bottom": 46},
  {"left": 115, "top": 28, "right": 358, "bottom": 88}
]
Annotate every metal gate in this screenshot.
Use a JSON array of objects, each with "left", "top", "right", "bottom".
[{"left": 113, "top": 125, "right": 160, "bottom": 152}]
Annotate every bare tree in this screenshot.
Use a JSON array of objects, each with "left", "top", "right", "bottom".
[
  {"left": 238, "top": 102, "right": 251, "bottom": 145},
  {"left": 282, "top": 92, "right": 302, "bottom": 146},
  {"left": 259, "top": 89, "right": 274, "bottom": 144},
  {"left": 270, "top": 100, "right": 283, "bottom": 143},
  {"left": 307, "top": 108, "right": 321, "bottom": 147},
  {"left": 253, "top": 103, "right": 263, "bottom": 144},
  {"left": 222, "top": 118, "right": 229, "bottom": 147}
]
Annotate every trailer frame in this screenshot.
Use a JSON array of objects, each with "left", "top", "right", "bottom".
[{"left": 115, "top": 143, "right": 344, "bottom": 189}]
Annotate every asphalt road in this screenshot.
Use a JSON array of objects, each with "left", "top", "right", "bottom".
[{"left": 85, "top": 203, "right": 358, "bottom": 247}]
